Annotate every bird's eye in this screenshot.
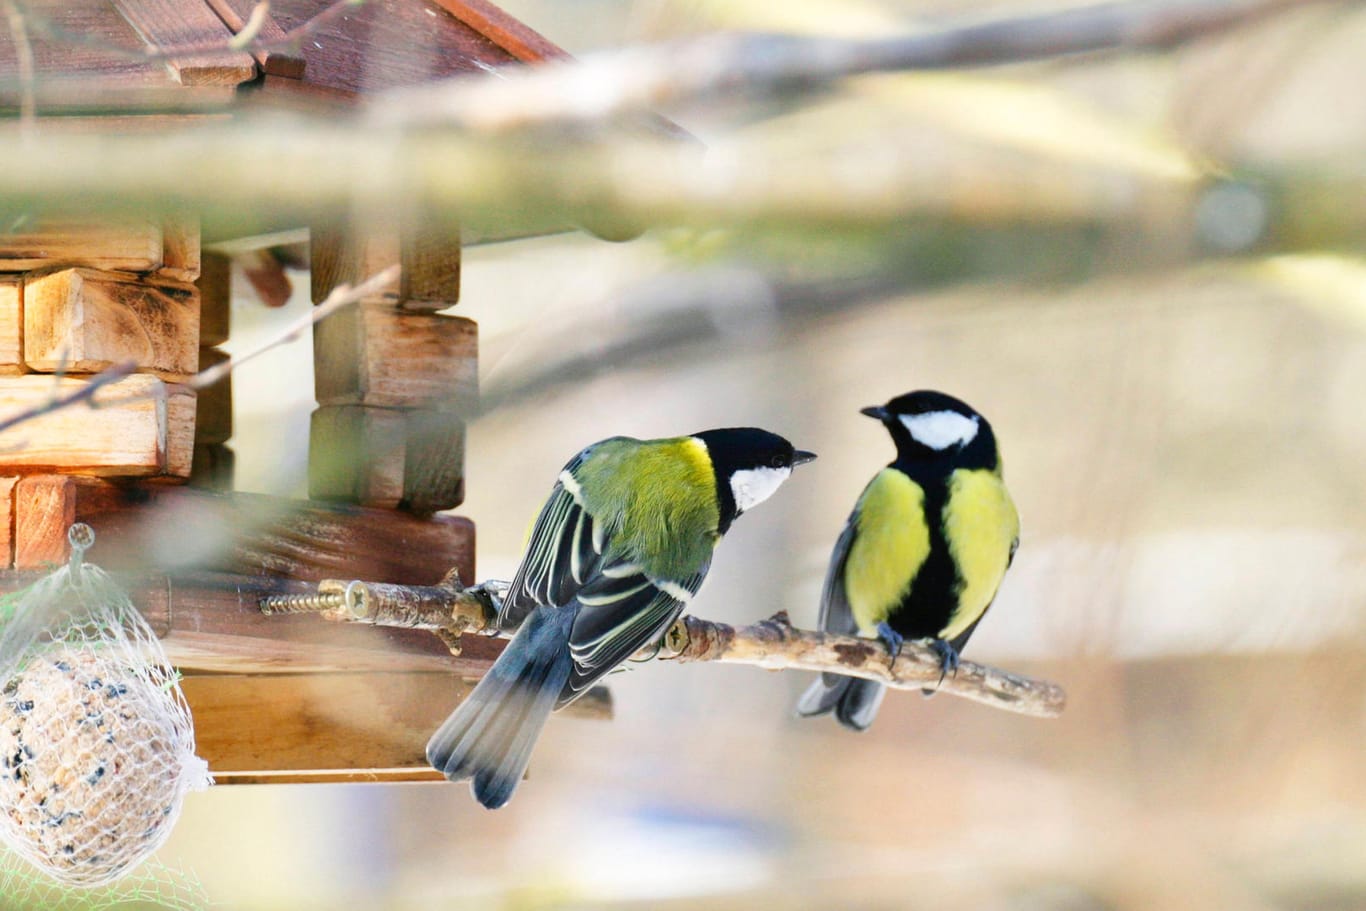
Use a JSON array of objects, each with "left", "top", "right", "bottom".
[{"left": 769, "top": 454, "right": 786, "bottom": 469}]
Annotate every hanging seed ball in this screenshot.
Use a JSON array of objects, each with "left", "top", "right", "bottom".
[{"left": 0, "top": 646, "right": 187, "bottom": 887}]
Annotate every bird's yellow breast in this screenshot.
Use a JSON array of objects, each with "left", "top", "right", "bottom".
[
  {"left": 845, "top": 469, "right": 930, "bottom": 635},
  {"left": 941, "top": 467, "right": 1019, "bottom": 641}
]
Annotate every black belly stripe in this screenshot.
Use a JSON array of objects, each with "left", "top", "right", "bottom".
[{"left": 890, "top": 469, "right": 959, "bottom": 640}]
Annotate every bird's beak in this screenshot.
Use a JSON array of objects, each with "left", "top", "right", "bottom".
[
  {"left": 860, "top": 405, "right": 890, "bottom": 421},
  {"left": 792, "top": 449, "right": 817, "bottom": 466}
]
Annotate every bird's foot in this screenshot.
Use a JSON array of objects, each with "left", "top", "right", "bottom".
[
  {"left": 922, "top": 638, "right": 960, "bottom": 694},
  {"left": 876, "top": 622, "right": 905, "bottom": 661}
]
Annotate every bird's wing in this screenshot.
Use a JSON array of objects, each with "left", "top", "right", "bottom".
[
  {"left": 561, "top": 562, "right": 708, "bottom": 704},
  {"left": 817, "top": 515, "right": 859, "bottom": 637},
  {"left": 500, "top": 452, "right": 606, "bottom": 629}
]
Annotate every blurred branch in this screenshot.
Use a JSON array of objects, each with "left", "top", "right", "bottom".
[
  {"left": 258, "top": 579, "right": 1066, "bottom": 718},
  {"left": 370, "top": 0, "right": 1332, "bottom": 132},
  {"left": 659, "top": 611, "right": 1066, "bottom": 718}
]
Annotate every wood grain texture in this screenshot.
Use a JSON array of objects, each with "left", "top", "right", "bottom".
[
  {"left": 0, "top": 476, "right": 16, "bottom": 567},
  {"left": 195, "top": 252, "right": 231, "bottom": 347},
  {"left": 23, "top": 269, "right": 200, "bottom": 379},
  {"left": 159, "top": 211, "right": 201, "bottom": 282},
  {"left": 0, "top": 283, "right": 22, "bottom": 375},
  {"left": 183, "top": 672, "right": 609, "bottom": 783},
  {"left": 17, "top": 478, "right": 475, "bottom": 584},
  {"left": 402, "top": 409, "right": 465, "bottom": 514},
  {"left": 430, "top": 0, "right": 571, "bottom": 63},
  {"left": 310, "top": 218, "right": 400, "bottom": 302},
  {"left": 13, "top": 475, "right": 79, "bottom": 569},
  {"left": 0, "top": 375, "right": 193, "bottom": 477},
  {"left": 309, "top": 404, "right": 407, "bottom": 508},
  {"left": 0, "top": 218, "right": 163, "bottom": 273},
  {"left": 202, "top": 0, "right": 307, "bottom": 77},
  {"left": 313, "top": 302, "right": 476, "bottom": 409},
  {"left": 401, "top": 207, "right": 462, "bottom": 303},
  {"left": 195, "top": 348, "right": 233, "bottom": 444},
  {"left": 111, "top": 0, "right": 257, "bottom": 86}
]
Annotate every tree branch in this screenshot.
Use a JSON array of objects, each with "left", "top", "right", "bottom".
[
  {"left": 258, "top": 578, "right": 1067, "bottom": 719},
  {"left": 369, "top": 0, "right": 1328, "bottom": 132}
]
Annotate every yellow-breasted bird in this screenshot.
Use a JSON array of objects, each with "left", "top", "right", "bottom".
[
  {"left": 428, "top": 428, "right": 816, "bottom": 807},
  {"left": 797, "top": 390, "right": 1018, "bottom": 730}
]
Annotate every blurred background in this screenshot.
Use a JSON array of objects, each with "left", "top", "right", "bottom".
[{"left": 51, "top": 0, "right": 1366, "bottom": 906}]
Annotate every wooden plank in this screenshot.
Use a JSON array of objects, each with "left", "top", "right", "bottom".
[
  {"left": 201, "top": 0, "right": 306, "bottom": 78},
  {"left": 23, "top": 269, "right": 200, "bottom": 379},
  {"left": 0, "top": 217, "right": 162, "bottom": 273},
  {"left": 164, "top": 383, "right": 197, "bottom": 479},
  {"left": 403, "top": 410, "right": 465, "bottom": 514},
  {"left": 0, "top": 282, "right": 22, "bottom": 375},
  {"left": 183, "top": 672, "right": 610, "bottom": 784},
  {"left": 159, "top": 211, "right": 201, "bottom": 282},
  {"left": 312, "top": 214, "right": 461, "bottom": 307},
  {"left": 0, "top": 476, "right": 16, "bottom": 568},
  {"left": 196, "top": 252, "right": 231, "bottom": 347},
  {"left": 0, "top": 375, "right": 193, "bottom": 477},
  {"left": 429, "top": 0, "right": 571, "bottom": 63},
  {"left": 6, "top": 479, "right": 475, "bottom": 585},
  {"left": 309, "top": 404, "right": 407, "bottom": 508},
  {"left": 195, "top": 348, "right": 232, "bottom": 444},
  {"left": 14, "top": 476, "right": 79, "bottom": 569},
  {"left": 111, "top": 0, "right": 257, "bottom": 86},
  {"left": 313, "top": 302, "right": 476, "bottom": 409}
]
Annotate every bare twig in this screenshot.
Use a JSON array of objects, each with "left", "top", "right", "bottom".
[
  {"left": 186, "top": 263, "right": 399, "bottom": 392},
  {"left": 259, "top": 579, "right": 1066, "bottom": 718},
  {"left": 369, "top": 0, "right": 1330, "bottom": 132},
  {"left": 0, "top": 361, "right": 136, "bottom": 438}
]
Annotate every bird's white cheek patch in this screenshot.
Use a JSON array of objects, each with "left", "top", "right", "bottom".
[
  {"left": 730, "top": 467, "right": 791, "bottom": 513},
  {"left": 900, "top": 411, "right": 979, "bottom": 450}
]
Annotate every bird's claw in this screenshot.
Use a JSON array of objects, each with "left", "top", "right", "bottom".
[
  {"left": 876, "top": 622, "right": 904, "bottom": 660},
  {"left": 926, "top": 638, "right": 960, "bottom": 691}
]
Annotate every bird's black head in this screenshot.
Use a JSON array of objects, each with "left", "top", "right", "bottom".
[
  {"left": 861, "top": 390, "right": 999, "bottom": 471},
  {"left": 692, "top": 427, "right": 816, "bottom": 533}
]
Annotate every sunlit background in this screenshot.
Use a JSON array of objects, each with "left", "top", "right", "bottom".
[{"left": 95, "top": 0, "right": 1366, "bottom": 906}]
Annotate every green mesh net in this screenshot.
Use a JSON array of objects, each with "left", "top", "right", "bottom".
[{"left": 0, "top": 525, "right": 211, "bottom": 889}]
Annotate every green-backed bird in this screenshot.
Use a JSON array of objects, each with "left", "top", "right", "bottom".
[
  {"left": 428, "top": 428, "right": 816, "bottom": 807},
  {"left": 797, "top": 390, "right": 1018, "bottom": 730}
]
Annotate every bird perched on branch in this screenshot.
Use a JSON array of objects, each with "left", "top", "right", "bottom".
[
  {"left": 797, "top": 391, "right": 1018, "bottom": 730},
  {"left": 428, "top": 428, "right": 816, "bottom": 808}
]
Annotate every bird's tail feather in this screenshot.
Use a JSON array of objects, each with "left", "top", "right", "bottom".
[
  {"left": 796, "top": 674, "right": 885, "bottom": 731},
  {"left": 426, "top": 607, "right": 574, "bottom": 808}
]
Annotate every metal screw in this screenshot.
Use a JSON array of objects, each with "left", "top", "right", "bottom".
[{"left": 258, "top": 591, "right": 346, "bottom": 615}]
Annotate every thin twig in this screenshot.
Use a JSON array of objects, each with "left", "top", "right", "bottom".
[
  {"left": 368, "top": 0, "right": 1329, "bottom": 132},
  {"left": 185, "top": 263, "right": 399, "bottom": 391},
  {"left": 0, "top": 265, "right": 396, "bottom": 441},
  {"left": 0, "top": 361, "right": 136, "bottom": 438}
]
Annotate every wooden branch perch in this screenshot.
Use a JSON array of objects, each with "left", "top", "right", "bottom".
[
  {"left": 260, "top": 579, "right": 1066, "bottom": 719},
  {"left": 659, "top": 612, "right": 1066, "bottom": 718}
]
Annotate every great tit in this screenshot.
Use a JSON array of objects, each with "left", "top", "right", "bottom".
[
  {"left": 428, "top": 427, "right": 816, "bottom": 807},
  {"left": 797, "top": 390, "right": 1018, "bottom": 730}
]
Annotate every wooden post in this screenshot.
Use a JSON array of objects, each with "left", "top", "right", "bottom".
[{"left": 310, "top": 216, "right": 472, "bottom": 514}]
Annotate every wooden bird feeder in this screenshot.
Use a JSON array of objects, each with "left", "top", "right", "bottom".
[{"left": 0, "top": 0, "right": 634, "bottom": 784}]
